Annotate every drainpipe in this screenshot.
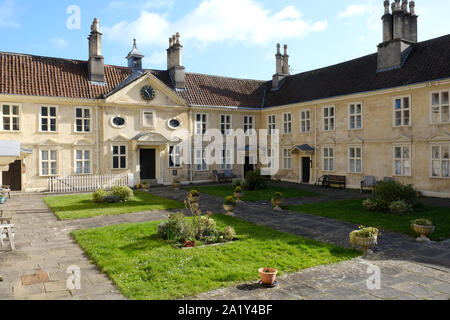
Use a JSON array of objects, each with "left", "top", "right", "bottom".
[
  {"left": 189, "top": 108, "right": 194, "bottom": 184},
  {"left": 96, "top": 104, "right": 101, "bottom": 174},
  {"left": 314, "top": 106, "right": 318, "bottom": 185}
]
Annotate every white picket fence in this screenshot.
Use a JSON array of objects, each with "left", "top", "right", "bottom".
[{"left": 48, "top": 174, "right": 129, "bottom": 193}]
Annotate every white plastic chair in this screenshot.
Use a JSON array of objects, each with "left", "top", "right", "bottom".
[{"left": 0, "top": 224, "right": 15, "bottom": 250}]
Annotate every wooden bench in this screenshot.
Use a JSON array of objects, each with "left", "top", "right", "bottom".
[{"left": 318, "top": 175, "right": 346, "bottom": 189}]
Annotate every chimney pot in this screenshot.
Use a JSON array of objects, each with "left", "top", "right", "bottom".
[
  {"left": 167, "top": 32, "right": 185, "bottom": 89},
  {"left": 409, "top": 1, "right": 415, "bottom": 15},
  {"left": 88, "top": 18, "right": 105, "bottom": 83},
  {"left": 384, "top": 1, "right": 390, "bottom": 15}
]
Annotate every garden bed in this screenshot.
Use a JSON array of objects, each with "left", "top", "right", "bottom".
[{"left": 72, "top": 215, "right": 359, "bottom": 300}]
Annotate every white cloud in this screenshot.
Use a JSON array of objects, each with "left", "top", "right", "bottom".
[
  {"left": 104, "top": 0, "right": 327, "bottom": 48},
  {"left": 108, "top": 0, "right": 174, "bottom": 11},
  {"left": 338, "top": 5, "right": 368, "bottom": 19},
  {"left": 50, "top": 38, "right": 68, "bottom": 49},
  {"left": 338, "top": 1, "right": 380, "bottom": 31},
  {"left": 0, "top": 0, "right": 20, "bottom": 28}
]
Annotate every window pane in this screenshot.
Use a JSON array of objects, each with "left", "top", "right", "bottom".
[
  {"left": 85, "top": 151, "right": 90, "bottom": 160},
  {"left": 356, "top": 148, "right": 361, "bottom": 158},
  {"left": 84, "top": 109, "right": 90, "bottom": 118},
  {"left": 42, "top": 151, "right": 48, "bottom": 161},
  {"left": 76, "top": 108, "right": 82, "bottom": 118},
  {"left": 350, "top": 116, "right": 355, "bottom": 129},
  {"left": 442, "top": 92, "right": 449, "bottom": 105},
  {"left": 84, "top": 162, "right": 90, "bottom": 174},
  {"left": 3, "top": 118, "right": 10, "bottom": 131},
  {"left": 432, "top": 161, "right": 441, "bottom": 177},
  {"left": 42, "top": 163, "right": 49, "bottom": 176},
  {"left": 443, "top": 161, "right": 450, "bottom": 177},
  {"left": 432, "top": 147, "right": 440, "bottom": 159},
  {"left": 395, "top": 111, "right": 402, "bottom": 126},
  {"left": 442, "top": 147, "right": 449, "bottom": 159},
  {"left": 120, "top": 146, "right": 126, "bottom": 155},
  {"left": 442, "top": 106, "right": 449, "bottom": 123},
  {"left": 76, "top": 162, "right": 83, "bottom": 174},
  {"left": 50, "top": 119, "right": 56, "bottom": 131},
  {"left": 2, "top": 105, "right": 9, "bottom": 115},
  {"left": 432, "top": 93, "right": 440, "bottom": 106},
  {"left": 330, "top": 108, "right": 334, "bottom": 117},
  {"left": 120, "top": 156, "right": 126, "bottom": 168},
  {"left": 395, "top": 161, "right": 402, "bottom": 175},
  {"left": 113, "top": 157, "right": 119, "bottom": 169},
  {"left": 356, "top": 159, "right": 362, "bottom": 172},
  {"left": 403, "top": 147, "right": 410, "bottom": 159},
  {"left": 350, "top": 148, "right": 355, "bottom": 158},
  {"left": 330, "top": 159, "right": 334, "bottom": 171},
  {"left": 356, "top": 115, "right": 362, "bottom": 128},
  {"left": 12, "top": 106, "right": 19, "bottom": 115},
  {"left": 350, "top": 105, "right": 355, "bottom": 115},
  {"left": 50, "top": 107, "right": 56, "bottom": 117},
  {"left": 84, "top": 120, "right": 90, "bottom": 132},
  {"left": 350, "top": 159, "right": 355, "bottom": 172},
  {"left": 403, "top": 97, "right": 410, "bottom": 109},
  {"left": 41, "top": 107, "right": 48, "bottom": 117},
  {"left": 76, "top": 150, "right": 82, "bottom": 160},
  {"left": 113, "top": 146, "right": 118, "bottom": 155},
  {"left": 330, "top": 118, "right": 334, "bottom": 130},
  {"left": 324, "top": 108, "right": 328, "bottom": 117},
  {"left": 324, "top": 160, "right": 329, "bottom": 171},
  {"left": 50, "top": 151, "right": 57, "bottom": 160},
  {"left": 76, "top": 119, "right": 82, "bottom": 132},
  {"left": 51, "top": 162, "right": 57, "bottom": 175},
  {"left": 403, "top": 110, "right": 410, "bottom": 125},
  {"left": 12, "top": 117, "right": 19, "bottom": 131},
  {"left": 324, "top": 148, "right": 328, "bottom": 157}
]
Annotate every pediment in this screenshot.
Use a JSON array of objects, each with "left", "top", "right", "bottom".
[
  {"left": 133, "top": 132, "right": 181, "bottom": 145},
  {"left": 347, "top": 136, "right": 364, "bottom": 144},
  {"left": 105, "top": 72, "right": 187, "bottom": 107},
  {"left": 392, "top": 134, "right": 412, "bottom": 143},
  {"left": 427, "top": 131, "right": 450, "bottom": 142},
  {"left": 39, "top": 139, "right": 59, "bottom": 146},
  {"left": 109, "top": 135, "right": 129, "bottom": 142}
]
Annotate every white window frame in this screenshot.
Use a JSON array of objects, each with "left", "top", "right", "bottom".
[
  {"left": 283, "top": 112, "right": 292, "bottom": 134},
  {"left": 348, "top": 103, "right": 363, "bottom": 130},
  {"left": 194, "top": 148, "right": 208, "bottom": 171},
  {"left": 169, "top": 145, "right": 182, "bottom": 168},
  {"left": 282, "top": 148, "right": 292, "bottom": 170},
  {"left": 195, "top": 113, "right": 208, "bottom": 135},
  {"left": 431, "top": 144, "right": 450, "bottom": 179},
  {"left": 74, "top": 107, "right": 92, "bottom": 133},
  {"left": 112, "top": 144, "right": 128, "bottom": 170},
  {"left": 323, "top": 106, "right": 335, "bottom": 131},
  {"left": 393, "top": 145, "right": 412, "bottom": 177},
  {"left": 430, "top": 91, "right": 450, "bottom": 124},
  {"left": 1, "top": 103, "right": 21, "bottom": 132},
  {"left": 243, "top": 115, "right": 255, "bottom": 136},
  {"left": 393, "top": 95, "right": 412, "bottom": 127},
  {"left": 348, "top": 145, "right": 363, "bottom": 174},
  {"left": 74, "top": 149, "right": 92, "bottom": 175},
  {"left": 323, "top": 146, "right": 335, "bottom": 172},
  {"left": 142, "top": 109, "right": 156, "bottom": 129},
  {"left": 39, "top": 149, "right": 58, "bottom": 177},
  {"left": 267, "top": 115, "right": 276, "bottom": 136},
  {"left": 300, "top": 109, "right": 311, "bottom": 133},
  {"left": 220, "top": 114, "right": 232, "bottom": 135},
  {"left": 221, "top": 149, "right": 232, "bottom": 170},
  {"left": 39, "top": 105, "right": 58, "bottom": 133}
]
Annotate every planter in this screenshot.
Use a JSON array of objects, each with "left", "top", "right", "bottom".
[
  {"left": 223, "top": 204, "right": 235, "bottom": 215},
  {"left": 412, "top": 224, "right": 435, "bottom": 238},
  {"left": 354, "top": 236, "right": 377, "bottom": 253},
  {"left": 258, "top": 268, "right": 278, "bottom": 286},
  {"left": 271, "top": 199, "right": 282, "bottom": 211},
  {"left": 234, "top": 192, "right": 244, "bottom": 202}
]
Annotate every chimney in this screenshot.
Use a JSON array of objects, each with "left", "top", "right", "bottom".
[
  {"left": 282, "top": 45, "right": 290, "bottom": 75},
  {"left": 377, "top": 0, "right": 418, "bottom": 72},
  {"left": 126, "top": 39, "right": 144, "bottom": 74},
  {"left": 272, "top": 43, "right": 289, "bottom": 90},
  {"left": 167, "top": 32, "right": 186, "bottom": 90},
  {"left": 88, "top": 18, "right": 105, "bottom": 83}
]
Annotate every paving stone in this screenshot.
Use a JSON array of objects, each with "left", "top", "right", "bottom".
[
  {"left": 13, "top": 283, "right": 45, "bottom": 297},
  {"left": 393, "top": 282, "right": 438, "bottom": 299},
  {"left": 44, "top": 281, "right": 71, "bottom": 293}
]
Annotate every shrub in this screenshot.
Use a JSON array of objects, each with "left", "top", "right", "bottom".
[
  {"left": 234, "top": 186, "right": 242, "bottom": 193},
  {"left": 411, "top": 218, "right": 433, "bottom": 226},
  {"left": 197, "top": 216, "right": 217, "bottom": 238},
  {"left": 111, "top": 186, "right": 134, "bottom": 202},
  {"left": 362, "top": 199, "right": 380, "bottom": 211},
  {"left": 103, "top": 195, "right": 121, "bottom": 203},
  {"left": 374, "top": 180, "right": 416, "bottom": 210},
  {"left": 166, "top": 213, "right": 193, "bottom": 242},
  {"left": 92, "top": 189, "right": 108, "bottom": 203},
  {"left": 389, "top": 200, "right": 412, "bottom": 215},
  {"left": 223, "top": 226, "right": 236, "bottom": 241},
  {"left": 224, "top": 196, "right": 236, "bottom": 206},
  {"left": 244, "top": 170, "right": 267, "bottom": 191}
]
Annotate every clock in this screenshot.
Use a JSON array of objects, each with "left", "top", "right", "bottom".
[{"left": 141, "top": 85, "right": 155, "bottom": 101}]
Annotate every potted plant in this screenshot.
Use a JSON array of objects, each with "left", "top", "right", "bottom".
[
  {"left": 189, "top": 190, "right": 200, "bottom": 202},
  {"left": 258, "top": 268, "right": 278, "bottom": 286},
  {"left": 234, "top": 186, "right": 244, "bottom": 202},
  {"left": 223, "top": 196, "right": 236, "bottom": 215},
  {"left": 172, "top": 180, "right": 180, "bottom": 190},
  {"left": 141, "top": 181, "right": 149, "bottom": 191},
  {"left": 411, "top": 219, "right": 435, "bottom": 241},
  {"left": 349, "top": 226, "right": 379, "bottom": 253},
  {"left": 271, "top": 192, "right": 283, "bottom": 211}
]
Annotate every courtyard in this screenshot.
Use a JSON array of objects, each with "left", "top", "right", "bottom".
[{"left": 0, "top": 183, "right": 449, "bottom": 300}]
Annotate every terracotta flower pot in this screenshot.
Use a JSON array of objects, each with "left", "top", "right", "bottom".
[
  {"left": 355, "top": 236, "right": 377, "bottom": 252},
  {"left": 412, "top": 224, "right": 435, "bottom": 237},
  {"left": 258, "top": 268, "right": 278, "bottom": 286}
]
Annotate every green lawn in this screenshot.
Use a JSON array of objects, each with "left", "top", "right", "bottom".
[
  {"left": 44, "top": 191, "right": 184, "bottom": 220},
  {"left": 73, "top": 215, "right": 359, "bottom": 300},
  {"left": 186, "top": 185, "right": 319, "bottom": 202},
  {"left": 286, "top": 199, "right": 450, "bottom": 241}
]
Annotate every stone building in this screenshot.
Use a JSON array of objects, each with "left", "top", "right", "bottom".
[{"left": 0, "top": 0, "right": 449, "bottom": 197}]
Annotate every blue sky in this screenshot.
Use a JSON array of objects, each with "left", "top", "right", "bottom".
[{"left": 1, "top": 0, "right": 449, "bottom": 80}]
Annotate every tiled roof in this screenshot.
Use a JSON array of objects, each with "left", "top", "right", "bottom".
[
  {"left": 264, "top": 34, "right": 450, "bottom": 107},
  {"left": 0, "top": 52, "right": 264, "bottom": 107}
]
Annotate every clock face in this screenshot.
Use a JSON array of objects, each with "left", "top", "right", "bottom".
[{"left": 141, "top": 85, "right": 155, "bottom": 101}]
